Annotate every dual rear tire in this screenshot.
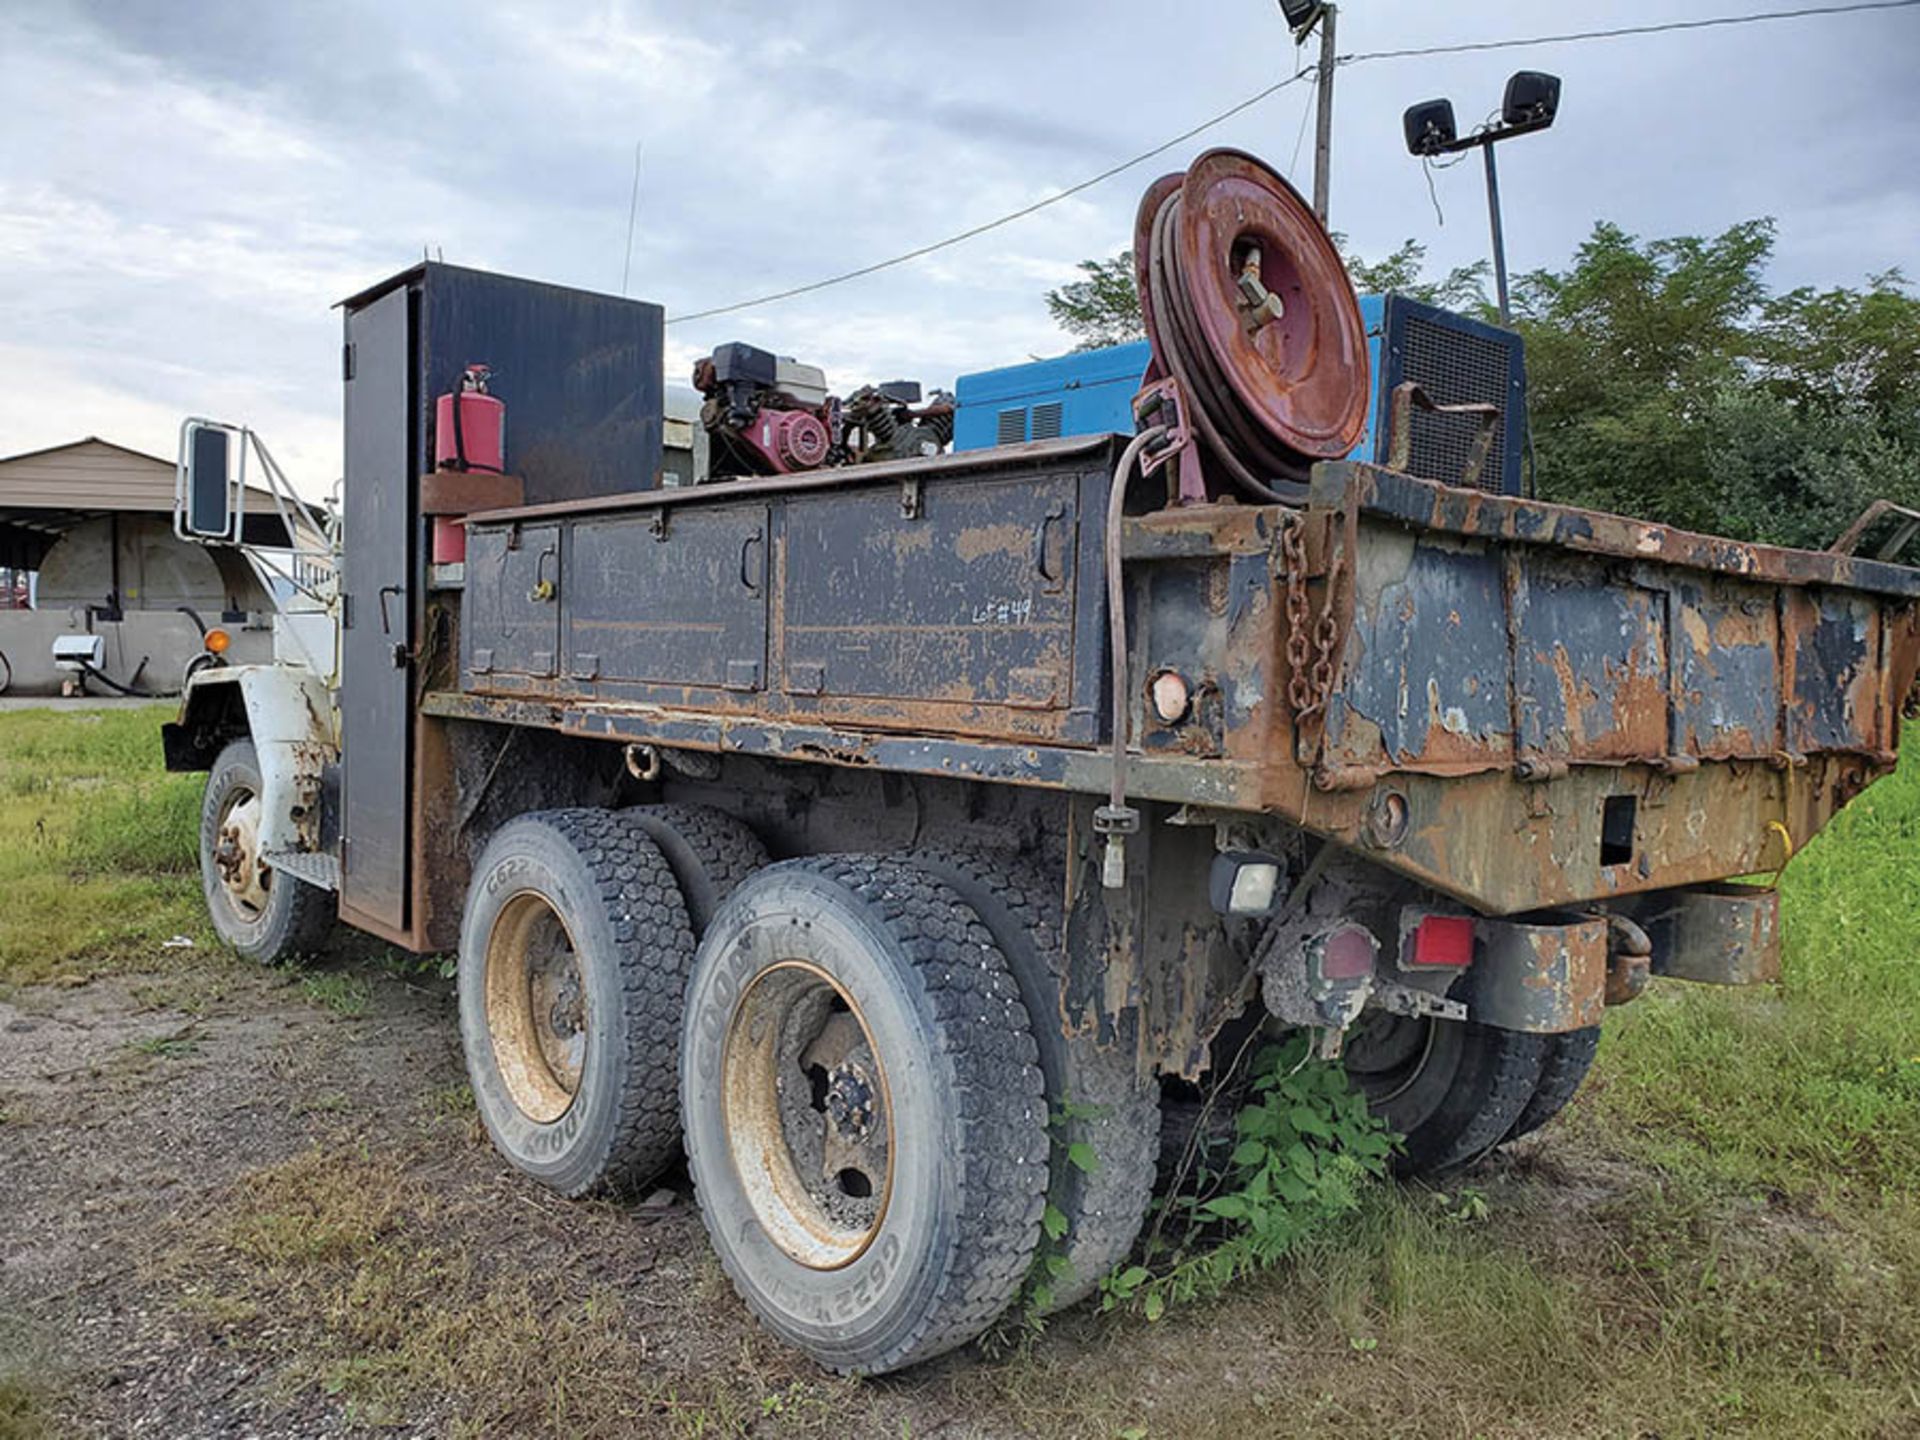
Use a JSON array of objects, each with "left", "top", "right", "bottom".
[
  {"left": 680, "top": 855, "right": 1051, "bottom": 1373},
  {"left": 457, "top": 807, "right": 699, "bottom": 1196},
  {"left": 1343, "top": 1011, "right": 1601, "bottom": 1175},
  {"left": 458, "top": 812, "right": 1145, "bottom": 1373}
]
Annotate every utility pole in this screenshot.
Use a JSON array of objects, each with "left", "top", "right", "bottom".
[
  {"left": 1310, "top": 4, "right": 1337, "bottom": 224},
  {"left": 1280, "top": 3, "right": 1339, "bottom": 222}
]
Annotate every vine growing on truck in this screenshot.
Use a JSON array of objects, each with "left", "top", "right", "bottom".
[{"left": 1104, "top": 1035, "right": 1396, "bottom": 1321}]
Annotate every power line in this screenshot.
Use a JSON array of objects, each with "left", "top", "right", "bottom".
[
  {"left": 1339, "top": 0, "right": 1919, "bottom": 64},
  {"left": 668, "top": 0, "right": 1920, "bottom": 328},
  {"left": 666, "top": 67, "right": 1313, "bottom": 325},
  {"left": 620, "top": 141, "right": 642, "bottom": 297},
  {"left": 1288, "top": 70, "right": 1319, "bottom": 178}
]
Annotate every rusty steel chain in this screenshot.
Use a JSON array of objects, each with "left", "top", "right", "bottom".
[
  {"left": 1280, "top": 511, "right": 1341, "bottom": 723},
  {"left": 1281, "top": 512, "right": 1315, "bottom": 716},
  {"left": 1309, "top": 604, "right": 1339, "bottom": 714}
]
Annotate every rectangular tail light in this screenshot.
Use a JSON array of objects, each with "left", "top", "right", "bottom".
[{"left": 1406, "top": 912, "right": 1475, "bottom": 969}]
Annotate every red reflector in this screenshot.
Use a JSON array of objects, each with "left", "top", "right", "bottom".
[
  {"left": 1411, "top": 914, "right": 1475, "bottom": 968},
  {"left": 1318, "top": 926, "right": 1377, "bottom": 981}
]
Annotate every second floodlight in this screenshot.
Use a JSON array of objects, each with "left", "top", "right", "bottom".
[{"left": 1502, "top": 71, "right": 1561, "bottom": 130}]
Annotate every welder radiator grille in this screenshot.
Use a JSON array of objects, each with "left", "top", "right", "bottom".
[{"left": 1399, "top": 312, "right": 1514, "bottom": 493}]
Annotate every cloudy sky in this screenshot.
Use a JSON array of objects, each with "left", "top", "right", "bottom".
[{"left": 3, "top": 1, "right": 1916, "bottom": 493}]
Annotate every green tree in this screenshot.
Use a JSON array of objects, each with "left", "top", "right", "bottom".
[
  {"left": 1043, "top": 226, "right": 1920, "bottom": 552},
  {"left": 1756, "top": 270, "right": 1920, "bottom": 439},
  {"left": 1510, "top": 219, "right": 1920, "bottom": 548},
  {"left": 1045, "top": 252, "right": 1145, "bottom": 350},
  {"left": 1043, "top": 239, "right": 1488, "bottom": 352},
  {"left": 1335, "top": 236, "right": 1490, "bottom": 313}
]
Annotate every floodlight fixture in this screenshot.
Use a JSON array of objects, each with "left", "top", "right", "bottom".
[
  {"left": 1277, "top": 0, "right": 1328, "bottom": 40},
  {"left": 1397, "top": 72, "right": 1565, "bottom": 325},
  {"left": 1402, "top": 99, "right": 1458, "bottom": 158},
  {"left": 1502, "top": 71, "right": 1561, "bottom": 130}
]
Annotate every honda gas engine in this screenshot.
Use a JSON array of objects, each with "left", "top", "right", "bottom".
[{"left": 692, "top": 341, "right": 953, "bottom": 478}]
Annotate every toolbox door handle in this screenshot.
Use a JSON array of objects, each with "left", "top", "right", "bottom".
[
  {"left": 741, "top": 530, "right": 764, "bottom": 595},
  {"left": 1033, "top": 505, "right": 1066, "bottom": 594}
]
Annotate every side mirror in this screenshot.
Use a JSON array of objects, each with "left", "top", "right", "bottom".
[{"left": 177, "top": 420, "right": 242, "bottom": 541}]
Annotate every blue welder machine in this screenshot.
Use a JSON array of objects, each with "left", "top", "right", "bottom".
[{"left": 954, "top": 293, "right": 1527, "bottom": 495}]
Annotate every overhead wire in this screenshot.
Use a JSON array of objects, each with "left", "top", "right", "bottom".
[
  {"left": 1287, "top": 69, "right": 1319, "bottom": 178},
  {"left": 666, "top": 65, "right": 1315, "bottom": 325},
  {"left": 666, "top": 0, "right": 1920, "bottom": 327},
  {"left": 1337, "top": 0, "right": 1919, "bottom": 64}
]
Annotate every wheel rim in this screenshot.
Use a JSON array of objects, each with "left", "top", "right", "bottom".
[
  {"left": 212, "top": 785, "right": 272, "bottom": 922},
  {"left": 1343, "top": 1011, "right": 1463, "bottom": 1133},
  {"left": 484, "top": 892, "right": 588, "bottom": 1124},
  {"left": 722, "top": 961, "right": 893, "bottom": 1270}
]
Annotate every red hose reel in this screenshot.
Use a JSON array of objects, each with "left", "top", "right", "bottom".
[{"left": 1133, "top": 149, "right": 1370, "bottom": 502}]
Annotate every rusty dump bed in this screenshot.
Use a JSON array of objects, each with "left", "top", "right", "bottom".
[{"left": 436, "top": 434, "right": 1920, "bottom": 916}]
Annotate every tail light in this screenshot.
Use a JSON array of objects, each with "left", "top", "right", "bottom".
[
  {"left": 1313, "top": 923, "right": 1378, "bottom": 983},
  {"left": 1402, "top": 911, "right": 1475, "bottom": 969}
]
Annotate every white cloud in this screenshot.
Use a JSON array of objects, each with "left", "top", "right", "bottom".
[{"left": 2, "top": 0, "right": 1915, "bottom": 489}]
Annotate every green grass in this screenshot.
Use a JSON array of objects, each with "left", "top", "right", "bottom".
[
  {"left": 1575, "top": 731, "right": 1920, "bottom": 1198},
  {"left": 6, "top": 705, "right": 1920, "bottom": 1437},
  {"left": 0, "top": 1315, "right": 57, "bottom": 1440},
  {"left": 300, "top": 970, "right": 373, "bottom": 1018},
  {"left": 0, "top": 1375, "right": 52, "bottom": 1440},
  {"left": 947, "top": 1177, "right": 1920, "bottom": 1439},
  {"left": 0, "top": 705, "right": 214, "bottom": 986},
  {"left": 128, "top": 1026, "right": 201, "bottom": 1059}
]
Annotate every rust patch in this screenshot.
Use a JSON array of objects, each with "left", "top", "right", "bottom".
[{"left": 952, "top": 521, "right": 1027, "bottom": 563}]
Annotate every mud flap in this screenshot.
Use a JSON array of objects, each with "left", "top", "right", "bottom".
[{"left": 1462, "top": 914, "right": 1608, "bottom": 1034}]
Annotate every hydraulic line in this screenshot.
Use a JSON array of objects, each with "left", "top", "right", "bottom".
[
  {"left": 77, "top": 661, "right": 174, "bottom": 700},
  {"left": 1098, "top": 426, "right": 1166, "bottom": 886}
]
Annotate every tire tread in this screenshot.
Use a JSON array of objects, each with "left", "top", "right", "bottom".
[
  {"left": 686, "top": 853, "right": 1049, "bottom": 1374},
  {"left": 495, "top": 807, "right": 696, "bottom": 1196},
  {"left": 911, "top": 847, "right": 1159, "bottom": 1311},
  {"left": 1402, "top": 1023, "right": 1550, "bottom": 1175},
  {"left": 1505, "top": 1025, "right": 1600, "bottom": 1143},
  {"left": 613, "top": 803, "right": 769, "bottom": 931}
]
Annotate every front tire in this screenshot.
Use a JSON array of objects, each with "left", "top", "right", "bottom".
[
  {"left": 680, "top": 855, "right": 1049, "bottom": 1375},
  {"left": 198, "top": 738, "right": 334, "bottom": 964},
  {"left": 458, "top": 808, "right": 695, "bottom": 1197}
]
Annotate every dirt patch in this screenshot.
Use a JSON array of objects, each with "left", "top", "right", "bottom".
[
  {"left": 5, "top": 957, "right": 1916, "bottom": 1439},
  {"left": 0, "top": 964, "right": 464, "bottom": 1437},
  {"left": 0, "top": 961, "right": 944, "bottom": 1438}
]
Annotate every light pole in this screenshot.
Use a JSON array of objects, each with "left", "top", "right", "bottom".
[
  {"left": 1403, "top": 72, "right": 1562, "bottom": 326},
  {"left": 1277, "top": 2, "right": 1337, "bottom": 223}
]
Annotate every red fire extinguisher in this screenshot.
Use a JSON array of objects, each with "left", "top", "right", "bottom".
[{"left": 431, "top": 364, "right": 505, "bottom": 564}]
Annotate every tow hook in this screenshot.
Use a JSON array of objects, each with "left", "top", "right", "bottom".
[{"left": 1605, "top": 913, "right": 1653, "bottom": 1005}]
